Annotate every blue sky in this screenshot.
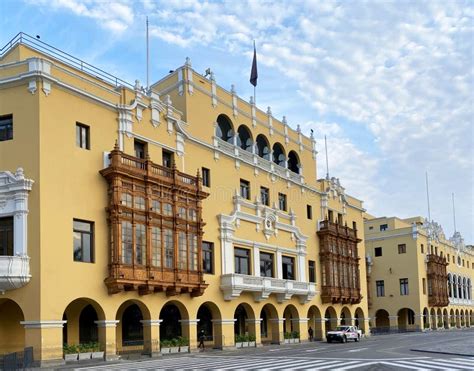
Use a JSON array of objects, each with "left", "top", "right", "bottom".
[{"left": 1, "top": 0, "right": 473, "bottom": 243}]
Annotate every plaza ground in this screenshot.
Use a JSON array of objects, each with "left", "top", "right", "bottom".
[{"left": 61, "top": 328, "right": 473, "bottom": 370}]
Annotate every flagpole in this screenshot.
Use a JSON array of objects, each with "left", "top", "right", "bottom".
[{"left": 253, "top": 40, "right": 256, "bottom": 105}]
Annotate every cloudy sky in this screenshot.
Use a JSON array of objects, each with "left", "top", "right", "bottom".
[{"left": 1, "top": 0, "right": 473, "bottom": 242}]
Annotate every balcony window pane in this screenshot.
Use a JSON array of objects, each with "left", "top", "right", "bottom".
[
  {"left": 151, "top": 226, "right": 161, "bottom": 267},
  {"left": 282, "top": 256, "right": 294, "bottom": 280},
  {"left": 135, "top": 224, "right": 146, "bottom": 265},
  {"left": 121, "top": 221, "right": 133, "bottom": 264},
  {"left": 0, "top": 217, "right": 14, "bottom": 256},
  {"left": 260, "top": 252, "right": 274, "bottom": 277},
  {"left": 179, "top": 231, "right": 187, "bottom": 270},
  {"left": 235, "top": 248, "right": 250, "bottom": 275},
  {"left": 164, "top": 228, "right": 174, "bottom": 268}
]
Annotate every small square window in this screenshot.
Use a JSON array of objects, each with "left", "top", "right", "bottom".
[
  {"left": 202, "top": 167, "right": 210, "bottom": 187},
  {"left": 375, "top": 247, "right": 382, "bottom": 257},
  {"left": 0, "top": 114, "right": 13, "bottom": 141},
  {"left": 307, "top": 205, "right": 313, "bottom": 220},
  {"left": 398, "top": 244, "right": 406, "bottom": 254},
  {"left": 278, "top": 193, "right": 287, "bottom": 211},
  {"left": 380, "top": 224, "right": 388, "bottom": 231},
  {"left": 76, "top": 123, "right": 90, "bottom": 149},
  {"left": 369, "top": 226, "right": 374, "bottom": 230},
  {"left": 260, "top": 187, "right": 269, "bottom": 206},
  {"left": 240, "top": 179, "right": 250, "bottom": 200}
]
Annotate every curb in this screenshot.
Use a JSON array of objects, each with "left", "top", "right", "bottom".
[{"left": 410, "top": 349, "right": 474, "bottom": 358}]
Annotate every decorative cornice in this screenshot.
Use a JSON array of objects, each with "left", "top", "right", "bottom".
[{"left": 21, "top": 320, "right": 66, "bottom": 329}]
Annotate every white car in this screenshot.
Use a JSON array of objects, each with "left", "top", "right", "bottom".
[{"left": 326, "top": 325, "right": 361, "bottom": 343}]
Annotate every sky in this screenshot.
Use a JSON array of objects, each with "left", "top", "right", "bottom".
[{"left": 1, "top": 0, "right": 473, "bottom": 243}]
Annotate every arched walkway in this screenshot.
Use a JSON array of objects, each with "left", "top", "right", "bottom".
[
  {"left": 397, "top": 308, "right": 416, "bottom": 332},
  {"left": 197, "top": 302, "right": 222, "bottom": 348},
  {"left": 455, "top": 309, "right": 460, "bottom": 327},
  {"left": 256, "top": 134, "right": 270, "bottom": 160},
  {"left": 324, "top": 306, "right": 337, "bottom": 332},
  {"left": 63, "top": 298, "right": 106, "bottom": 349},
  {"left": 234, "top": 303, "right": 256, "bottom": 339},
  {"left": 436, "top": 309, "right": 442, "bottom": 328},
  {"left": 422, "top": 308, "right": 429, "bottom": 329},
  {"left": 443, "top": 309, "right": 449, "bottom": 329},
  {"left": 307, "top": 306, "right": 323, "bottom": 340},
  {"left": 0, "top": 299, "right": 25, "bottom": 354},
  {"left": 450, "top": 309, "right": 455, "bottom": 327},
  {"left": 160, "top": 301, "right": 189, "bottom": 341},
  {"left": 272, "top": 143, "right": 286, "bottom": 167},
  {"left": 354, "top": 307, "right": 366, "bottom": 334},
  {"left": 260, "top": 303, "right": 279, "bottom": 344},
  {"left": 340, "top": 307, "right": 351, "bottom": 326},
  {"left": 460, "top": 310, "right": 465, "bottom": 327},
  {"left": 430, "top": 308, "right": 436, "bottom": 329},
  {"left": 283, "top": 304, "right": 300, "bottom": 337},
  {"left": 116, "top": 300, "right": 151, "bottom": 354},
  {"left": 236, "top": 125, "right": 253, "bottom": 152},
  {"left": 287, "top": 150, "right": 300, "bottom": 174},
  {"left": 375, "top": 309, "right": 390, "bottom": 333}
]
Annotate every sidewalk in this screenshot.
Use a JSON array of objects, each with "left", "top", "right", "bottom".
[{"left": 410, "top": 331, "right": 474, "bottom": 357}]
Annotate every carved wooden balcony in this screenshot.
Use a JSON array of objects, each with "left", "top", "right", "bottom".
[
  {"left": 100, "top": 145, "right": 209, "bottom": 297},
  {"left": 317, "top": 219, "right": 362, "bottom": 304},
  {"left": 426, "top": 254, "right": 449, "bottom": 307}
]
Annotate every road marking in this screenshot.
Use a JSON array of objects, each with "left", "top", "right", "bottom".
[
  {"left": 450, "top": 358, "right": 474, "bottom": 365},
  {"left": 305, "top": 348, "right": 323, "bottom": 352},
  {"left": 327, "top": 360, "right": 370, "bottom": 370},
  {"left": 347, "top": 347, "right": 368, "bottom": 352},
  {"left": 285, "top": 360, "right": 329, "bottom": 370},
  {"left": 383, "top": 360, "right": 430, "bottom": 370},
  {"left": 415, "top": 359, "right": 473, "bottom": 369}
]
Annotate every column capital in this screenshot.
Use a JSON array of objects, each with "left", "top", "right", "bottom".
[
  {"left": 95, "top": 320, "right": 120, "bottom": 328},
  {"left": 140, "top": 319, "right": 163, "bottom": 326},
  {"left": 211, "top": 319, "right": 237, "bottom": 324},
  {"left": 388, "top": 316, "right": 399, "bottom": 319},
  {"left": 291, "top": 317, "right": 309, "bottom": 323},
  {"left": 245, "top": 318, "right": 263, "bottom": 324},
  {"left": 179, "top": 319, "right": 200, "bottom": 325},
  {"left": 269, "top": 318, "right": 285, "bottom": 323},
  {"left": 21, "top": 320, "right": 66, "bottom": 329}
]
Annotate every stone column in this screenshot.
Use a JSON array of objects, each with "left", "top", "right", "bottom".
[
  {"left": 211, "top": 319, "right": 236, "bottom": 349},
  {"left": 141, "top": 319, "right": 162, "bottom": 357},
  {"left": 269, "top": 318, "right": 285, "bottom": 344},
  {"left": 179, "top": 319, "right": 200, "bottom": 352},
  {"left": 388, "top": 315, "right": 398, "bottom": 332},
  {"left": 95, "top": 320, "right": 119, "bottom": 361},
  {"left": 21, "top": 320, "right": 66, "bottom": 367},
  {"left": 292, "top": 318, "right": 309, "bottom": 342},
  {"left": 315, "top": 318, "right": 326, "bottom": 341},
  {"left": 245, "top": 318, "right": 262, "bottom": 347},
  {"left": 414, "top": 313, "right": 423, "bottom": 331}
]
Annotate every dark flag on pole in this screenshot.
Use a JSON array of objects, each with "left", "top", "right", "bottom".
[{"left": 250, "top": 41, "right": 258, "bottom": 87}]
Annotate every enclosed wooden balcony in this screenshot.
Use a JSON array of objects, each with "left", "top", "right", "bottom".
[
  {"left": 426, "top": 254, "right": 449, "bottom": 307},
  {"left": 317, "top": 219, "right": 362, "bottom": 304},
  {"left": 100, "top": 145, "right": 209, "bottom": 297}
]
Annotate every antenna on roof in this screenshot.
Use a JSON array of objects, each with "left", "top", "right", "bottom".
[
  {"left": 452, "top": 192, "right": 457, "bottom": 233},
  {"left": 324, "top": 135, "right": 330, "bottom": 180},
  {"left": 146, "top": 16, "right": 150, "bottom": 92},
  {"left": 425, "top": 171, "right": 431, "bottom": 221}
]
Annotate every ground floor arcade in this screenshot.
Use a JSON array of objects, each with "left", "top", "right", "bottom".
[
  {"left": 371, "top": 305, "right": 473, "bottom": 333},
  {"left": 0, "top": 294, "right": 370, "bottom": 364}
]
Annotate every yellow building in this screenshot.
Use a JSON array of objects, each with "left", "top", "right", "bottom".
[
  {"left": 0, "top": 33, "right": 369, "bottom": 365},
  {"left": 365, "top": 216, "right": 473, "bottom": 333}
]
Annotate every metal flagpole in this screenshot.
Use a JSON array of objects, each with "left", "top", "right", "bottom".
[
  {"left": 325, "top": 135, "right": 330, "bottom": 180},
  {"left": 452, "top": 193, "right": 457, "bottom": 233},
  {"left": 146, "top": 16, "right": 149, "bottom": 91},
  {"left": 425, "top": 171, "right": 431, "bottom": 221}
]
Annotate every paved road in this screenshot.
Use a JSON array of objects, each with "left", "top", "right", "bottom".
[{"left": 72, "top": 329, "right": 474, "bottom": 370}]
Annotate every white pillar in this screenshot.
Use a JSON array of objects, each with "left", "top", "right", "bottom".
[
  {"left": 253, "top": 245, "right": 260, "bottom": 277},
  {"left": 276, "top": 251, "right": 283, "bottom": 279}
]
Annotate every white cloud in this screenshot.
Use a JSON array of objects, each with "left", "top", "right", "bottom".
[{"left": 23, "top": 0, "right": 473, "bottom": 241}]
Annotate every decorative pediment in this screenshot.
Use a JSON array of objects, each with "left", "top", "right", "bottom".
[
  {"left": 326, "top": 177, "right": 346, "bottom": 203},
  {"left": 449, "top": 231, "right": 466, "bottom": 253},
  {"left": 422, "top": 219, "right": 446, "bottom": 243}
]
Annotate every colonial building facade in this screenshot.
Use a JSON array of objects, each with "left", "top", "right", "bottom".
[
  {"left": 0, "top": 33, "right": 369, "bottom": 365},
  {"left": 365, "top": 216, "right": 473, "bottom": 332}
]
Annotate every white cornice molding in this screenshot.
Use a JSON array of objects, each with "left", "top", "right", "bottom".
[{"left": 21, "top": 320, "right": 66, "bottom": 329}]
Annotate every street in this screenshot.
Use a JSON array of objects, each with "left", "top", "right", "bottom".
[{"left": 71, "top": 329, "right": 474, "bottom": 370}]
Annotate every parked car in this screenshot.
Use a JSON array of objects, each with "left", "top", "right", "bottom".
[{"left": 326, "top": 326, "right": 361, "bottom": 343}]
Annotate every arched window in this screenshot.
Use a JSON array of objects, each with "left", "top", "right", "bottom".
[
  {"left": 453, "top": 275, "right": 458, "bottom": 298},
  {"left": 448, "top": 274, "right": 452, "bottom": 298},
  {"left": 256, "top": 134, "right": 270, "bottom": 160},
  {"left": 216, "top": 114, "right": 234, "bottom": 143},
  {"left": 272, "top": 143, "right": 286, "bottom": 167},
  {"left": 287, "top": 150, "right": 300, "bottom": 174},
  {"left": 458, "top": 276, "right": 463, "bottom": 298},
  {"left": 236, "top": 125, "right": 253, "bottom": 152}
]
